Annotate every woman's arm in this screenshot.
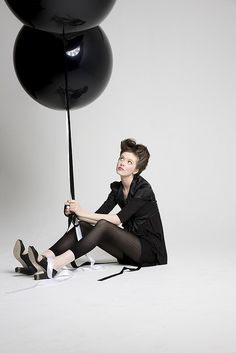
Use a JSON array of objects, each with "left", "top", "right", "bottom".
[
  {"left": 65, "top": 200, "right": 121, "bottom": 226},
  {"left": 79, "top": 211, "right": 121, "bottom": 225}
]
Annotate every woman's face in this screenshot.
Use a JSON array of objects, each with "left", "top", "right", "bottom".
[{"left": 116, "top": 151, "right": 139, "bottom": 177}]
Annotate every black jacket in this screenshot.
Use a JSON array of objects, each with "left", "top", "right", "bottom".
[{"left": 96, "top": 175, "right": 167, "bottom": 265}]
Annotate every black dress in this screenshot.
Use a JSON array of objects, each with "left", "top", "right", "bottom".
[{"left": 96, "top": 175, "right": 168, "bottom": 266}]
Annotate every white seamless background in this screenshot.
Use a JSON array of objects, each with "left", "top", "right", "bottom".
[
  {"left": 0, "top": 0, "right": 235, "bottom": 274},
  {"left": 1, "top": 2, "right": 236, "bottom": 353}
]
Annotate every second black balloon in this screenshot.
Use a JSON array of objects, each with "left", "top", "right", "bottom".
[
  {"left": 14, "top": 26, "right": 113, "bottom": 110},
  {"left": 5, "top": 0, "right": 116, "bottom": 33}
]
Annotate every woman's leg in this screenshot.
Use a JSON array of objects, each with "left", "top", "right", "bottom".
[
  {"left": 47, "top": 221, "right": 93, "bottom": 256},
  {"left": 30, "top": 220, "right": 142, "bottom": 277},
  {"left": 69, "top": 219, "right": 142, "bottom": 264},
  {"left": 50, "top": 219, "right": 141, "bottom": 271}
]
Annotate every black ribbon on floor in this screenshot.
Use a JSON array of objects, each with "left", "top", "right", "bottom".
[
  {"left": 71, "top": 261, "right": 141, "bottom": 281},
  {"left": 98, "top": 265, "right": 141, "bottom": 281}
]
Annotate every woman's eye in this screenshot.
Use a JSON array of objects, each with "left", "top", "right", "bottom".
[{"left": 128, "top": 160, "right": 132, "bottom": 165}]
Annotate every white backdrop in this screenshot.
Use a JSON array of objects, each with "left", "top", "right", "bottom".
[{"left": 0, "top": 0, "right": 236, "bottom": 260}]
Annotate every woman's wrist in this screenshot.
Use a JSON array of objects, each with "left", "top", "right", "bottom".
[{"left": 75, "top": 208, "right": 83, "bottom": 218}]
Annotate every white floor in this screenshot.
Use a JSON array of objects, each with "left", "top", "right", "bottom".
[{"left": 1, "top": 242, "right": 235, "bottom": 353}]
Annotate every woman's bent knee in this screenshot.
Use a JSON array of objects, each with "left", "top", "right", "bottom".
[{"left": 96, "top": 219, "right": 110, "bottom": 227}]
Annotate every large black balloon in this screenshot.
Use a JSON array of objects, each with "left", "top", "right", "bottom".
[
  {"left": 14, "top": 26, "right": 113, "bottom": 110},
  {"left": 5, "top": 0, "right": 116, "bottom": 33}
]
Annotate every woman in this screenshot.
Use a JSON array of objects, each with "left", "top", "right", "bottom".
[{"left": 13, "top": 138, "right": 167, "bottom": 280}]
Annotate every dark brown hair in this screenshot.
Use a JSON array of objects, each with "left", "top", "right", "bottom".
[{"left": 120, "top": 138, "right": 150, "bottom": 175}]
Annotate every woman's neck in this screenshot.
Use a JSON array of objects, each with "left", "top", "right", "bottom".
[{"left": 120, "top": 175, "right": 134, "bottom": 192}]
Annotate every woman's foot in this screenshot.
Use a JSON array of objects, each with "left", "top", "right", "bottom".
[
  {"left": 13, "top": 239, "right": 37, "bottom": 275},
  {"left": 28, "top": 246, "right": 57, "bottom": 280}
]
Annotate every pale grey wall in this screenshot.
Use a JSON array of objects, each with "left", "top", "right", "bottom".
[{"left": 0, "top": 0, "right": 236, "bottom": 257}]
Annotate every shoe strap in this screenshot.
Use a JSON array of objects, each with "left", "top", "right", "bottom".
[{"left": 46, "top": 257, "right": 54, "bottom": 279}]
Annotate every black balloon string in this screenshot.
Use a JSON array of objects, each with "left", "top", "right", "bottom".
[
  {"left": 62, "top": 26, "right": 78, "bottom": 228},
  {"left": 63, "top": 26, "right": 75, "bottom": 200}
]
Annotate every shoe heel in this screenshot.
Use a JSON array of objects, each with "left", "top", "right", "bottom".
[
  {"left": 34, "top": 272, "right": 49, "bottom": 280},
  {"left": 15, "top": 266, "right": 37, "bottom": 275}
]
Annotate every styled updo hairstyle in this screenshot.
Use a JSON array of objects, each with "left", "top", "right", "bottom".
[{"left": 120, "top": 138, "right": 150, "bottom": 175}]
